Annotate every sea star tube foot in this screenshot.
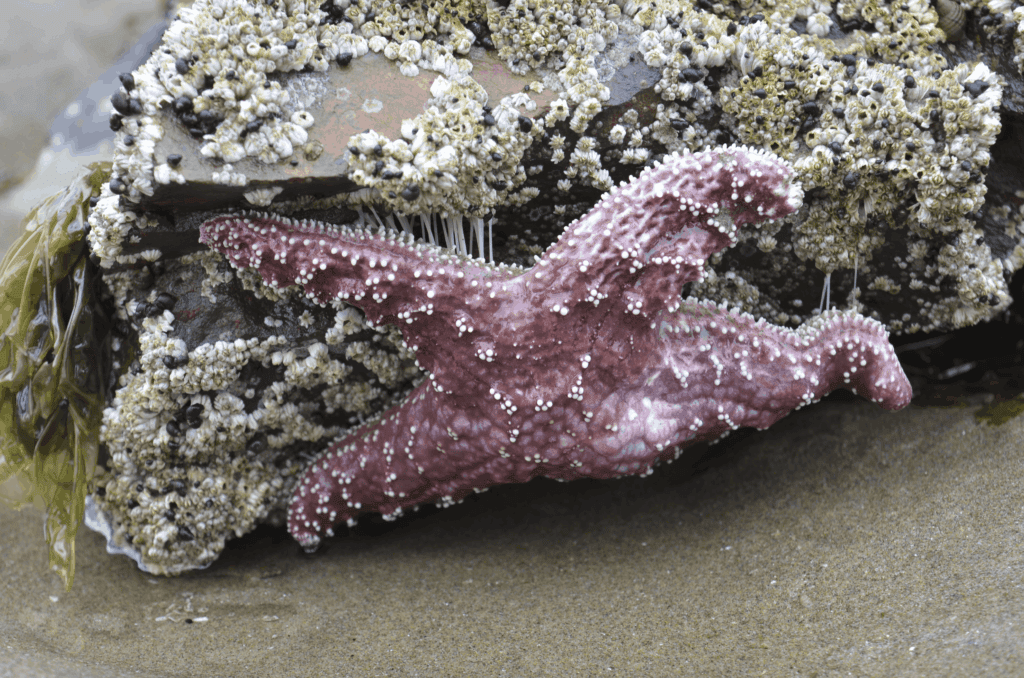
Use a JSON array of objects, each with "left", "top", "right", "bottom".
[{"left": 199, "top": 146, "right": 912, "bottom": 550}]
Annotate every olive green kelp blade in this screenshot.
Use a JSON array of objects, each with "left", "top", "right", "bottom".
[{"left": 0, "top": 163, "right": 111, "bottom": 590}]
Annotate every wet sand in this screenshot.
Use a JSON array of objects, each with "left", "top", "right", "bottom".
[{"left": 3, "top": 399, "right": 1023, "bottom": 676}]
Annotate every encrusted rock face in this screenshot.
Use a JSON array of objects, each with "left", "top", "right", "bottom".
[
  {"left": 82, "top": 0, "right": 1024, "bottom": 573},
  {"left": 92, "top": 0, "right": 1024, "bottom": 329},
  {"left": 90, "top": 252, "right": 420, "bottom": 573}
]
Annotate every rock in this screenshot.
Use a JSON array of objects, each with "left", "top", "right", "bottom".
[
  {"left": 95, "top": 0, "right": 1024, "bottom": 332},
  {"left": 75, "top": 0, "right": 1024, "bottom": 573}
]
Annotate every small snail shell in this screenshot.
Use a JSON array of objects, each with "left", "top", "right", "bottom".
[{"left": 935, "top": 0, "right": 966, "bottom": 42}]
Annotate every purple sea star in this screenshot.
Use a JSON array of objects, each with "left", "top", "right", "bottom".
[{"left": 199, "top": 146, "right": 912, "bottom": 550}]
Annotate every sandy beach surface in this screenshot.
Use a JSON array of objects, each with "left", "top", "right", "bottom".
[
  {"left": 2, "top": 2, "right": 1023, "bottom": 676},
  {"left": 3, "top": 398, "right": 1023, "bottom": 676}
]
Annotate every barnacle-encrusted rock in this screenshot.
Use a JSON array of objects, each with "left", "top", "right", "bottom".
[
  {"left": 87, "top": 248, "right": 421, "bottom": 574},
  {"left": 96, "top": 0, "right": 1024, "bottom": 332},
  {"left": 82, "top": 0, "right": 1024, "bottom": 573}
]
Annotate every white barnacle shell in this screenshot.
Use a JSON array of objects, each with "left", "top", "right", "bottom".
[
  {"left": 569, "top": 97, "right": 602, "bottom": 133},
  {"left": 807, "top": 12, "right": 832, "bottom": 37},
  {"left": 431, "top": 52, "right": 454, "bottom": 76},
  {"left": 398, "top": 39, "right": 422, "bottom": 63},
  {"left": 547, "top": 98, "right": 570, "bottom": 122},
  {"left": 219, "top": 140, "right": 247, "bottom": 164},
  {"left": 210, "top": 164, "right": 247, "bottom": 186},
  {"left": 336, "top": 33, "right": 369, "bottom": 57},
  {"left": 284, "top": 123, "right": 308, "bottom": 147},
  {"left": 732, "top": 41, "right": 758, "bottom": 76},
  {"left": 638, "top": 30, "right": 663, "bottom": 56},
  {"left": 153, "top": 163, "right": 186, "bottom": 185},
  {"left": 621, "top": 147, "right": 651, "bottom": 164},
  {"left": 243, "top": 186, "right": 284, "bottom": 207},
  {"left": 291, "top": 110, "right": 314, "bottom": 129},
  {"left": 400, "top": 118, "right": 417, "bottom": 140},
  {"left": 272, "top": 135, "right": 293, "bottom": 158},
  {"left": 434, "top": 144, "right": 459, "bottom": 169},
  {"left": 450, "top": 22, "right": 474, "bottom": 54},
  {"left": 644, "top": 45, "right": 667, "bottom": 67},
  {"left": 430, "top": 75, "right": 453, "bottom": 98}
]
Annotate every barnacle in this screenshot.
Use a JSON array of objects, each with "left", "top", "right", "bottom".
[{"left": 0, "top": 163, "right": 112, "bottom": 589}]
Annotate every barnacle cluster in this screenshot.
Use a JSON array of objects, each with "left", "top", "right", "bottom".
[
  {"left": 343, "top": 75, "right": 541, "bottom": 220},
  {"left": 94, "top": 0, "right": 1024, "bottom": 328},
  {"left": 485, "top": 0, "right": 621, "bottom": 97},
  {"left": 107, "top": 0, "right": 359, "bottom": 201},
  {"left": 521, "top": 0, "right": 1014, "bottom": 334},
  {"left": 89, "top": 252, "right": 420, "bottom": 574},
  {"left": 714, "top": 31, "right": 1004, "bottom": 330}
]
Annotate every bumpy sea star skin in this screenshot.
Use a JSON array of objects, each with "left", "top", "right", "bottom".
[{"left": 200, "top": 146, "right": 912, "bottom": 550}]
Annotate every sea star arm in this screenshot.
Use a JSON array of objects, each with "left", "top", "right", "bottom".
[
  {"left": 288, "top": 380, "right": 534, "bottom": 546},
  {"left": 641, "top": 300, "right": 911, "bottom": 435},
  {"left": 200, "top": 147, "right": 802, "bottom": 383},
  {"left": 199, "top": 213, "right": 518, "bottom": 377},
  {"left": 517, "top": 146, "right": 803, "bottom": 320}
]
